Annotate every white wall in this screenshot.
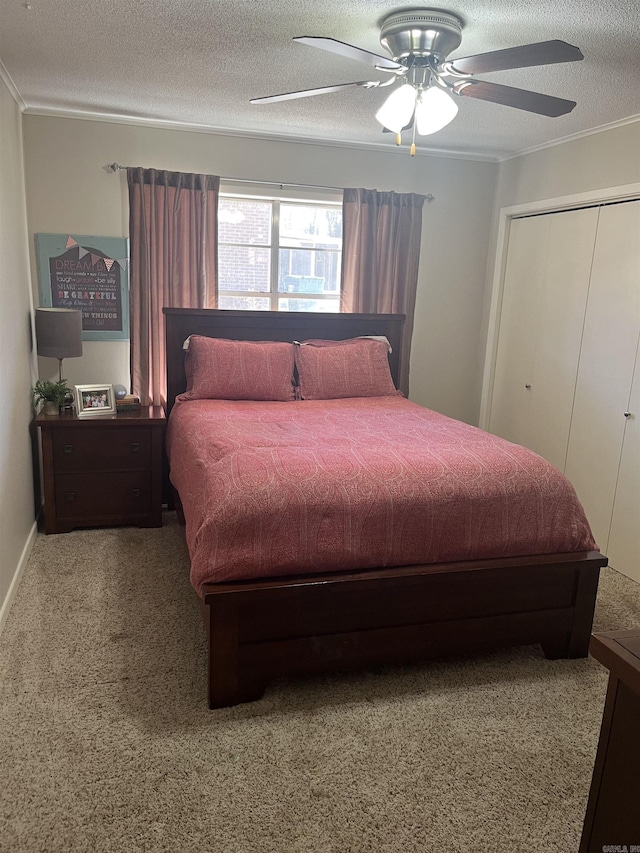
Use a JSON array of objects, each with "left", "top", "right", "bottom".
[
  {"left": 494, "top": 121, "right": 640, "bottom": 209},
  {"left": 23, "top": 116, "right": 497, "bottom": 424},
  {"left": 0, "top": 78, "right": 38, "bottom": 628}
]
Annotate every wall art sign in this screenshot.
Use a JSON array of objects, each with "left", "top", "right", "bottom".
[{"left": 35, "top": 233, "right": 129, "bottom": 341}]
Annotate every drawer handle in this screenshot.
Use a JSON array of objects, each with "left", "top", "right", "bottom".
[
  {"left": 64, "top": 444, "right": 74, "bottom": 454},
  {"left": 131, "top": 442, "right": 141, "bottom": 452},
  {"left": 132, "top": 489, "right": 141, "bottom": 498},
  {"left": 66, "top": 491, "right": 76, "bottom": 502}
]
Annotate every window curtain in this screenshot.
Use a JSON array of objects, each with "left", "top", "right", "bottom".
[
  {"left": 127, "top": 168, "right": 220, "bottom": 406},
  {"left": 340, "top": 188, "right": 426, "bottom": 396}
]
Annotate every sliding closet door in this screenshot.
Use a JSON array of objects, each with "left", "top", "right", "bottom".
[
  {"left": 490, "top": 207, "right": 598, "bottom": 470},
  {"left": 524, "top": 207, "right": 598, "bottom": 469},
  {"left": 564, "top": 200, "right": 640, "bottom": 558},
  {"left": 607, "top": 341, "right": 640, "bottom": 582},
  {"left": 489, "top": 215, "right": 549, "bottom": 449}
]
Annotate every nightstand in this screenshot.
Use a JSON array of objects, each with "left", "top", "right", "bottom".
[
  {"left": 34, "top": 406, "right": 166, "bottom": 534},
  {"left": 579, "top": 629, "right": 640, "bottom": 851}
]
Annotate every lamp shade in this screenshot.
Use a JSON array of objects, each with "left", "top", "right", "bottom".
[
  {"left": 415, "top": 87, "right": 458, "bottom": 135},
  {"left": 35, "top": 308, "right": 83, "bottom": 359},
  {"left": 375, "top": 83, "right": 418, "bottom": 133}
]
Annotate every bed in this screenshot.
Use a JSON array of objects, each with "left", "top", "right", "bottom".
[{"left": 164, "top": 308, "right": 607, "bottom": 709}]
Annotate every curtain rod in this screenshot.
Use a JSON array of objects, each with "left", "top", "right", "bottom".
[{"left": 105, "top": 163, "right": 435, "bottom": 201}]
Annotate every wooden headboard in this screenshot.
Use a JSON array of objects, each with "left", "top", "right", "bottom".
[{"left": 164, "top": 308, "right": 405, "bottom": 414}]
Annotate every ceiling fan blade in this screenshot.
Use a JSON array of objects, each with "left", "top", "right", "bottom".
[
  {"left": 447, "top": 40, "right": 583, "bottom": 75},
  {"left": 294, "top": 36, "right": 403, "bottom": 71},
  {"left": 454, "top": 79, "right": 577, "bottom": 117},
  {"left": 251, "top": 81, "right": 373, "bottom": 104}
]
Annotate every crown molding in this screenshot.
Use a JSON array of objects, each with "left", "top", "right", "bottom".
[
  {"left": 499, "top": 113, "right": 640, "bottom": 162},
  {"left": 0, "top": 59, "right": 26, "bottom": 110},
  {"left": 23, "top": 105, "right": 498, "bottom": 163},
  {"left": 13, "top": 92, "right": 640, "bottom": 165}
]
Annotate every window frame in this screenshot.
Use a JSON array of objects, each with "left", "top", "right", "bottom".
[{"left": 217, "top": 185, "right": 343, "bottom": 312}]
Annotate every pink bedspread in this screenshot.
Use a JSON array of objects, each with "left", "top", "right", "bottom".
[{"left": 166, "top": 397, "right": 597, "bottom": 595}]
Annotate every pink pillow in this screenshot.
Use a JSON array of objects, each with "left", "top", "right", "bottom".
[
  {"left": 180, "top": 336, "right": 296, "bottom": 402},
  {"left": 295, "top": 338, "right": 401, "bottom": 400}
]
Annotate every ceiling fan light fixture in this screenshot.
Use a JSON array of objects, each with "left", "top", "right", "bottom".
[
  {"left": 415, "top": 86, "right": 458, "bottom": 135},
  {"left": 375, "top": 83, "right": 418, "bottom": 133},
  {"left": 252, "top": 12, "right": 584, "bottom": 149}
]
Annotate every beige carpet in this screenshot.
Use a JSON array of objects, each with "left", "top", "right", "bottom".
[{"left": 1, "top": 513, "right": 639, "bottom": 853}]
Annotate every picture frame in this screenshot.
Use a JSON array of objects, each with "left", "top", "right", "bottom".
[
  {"left": 35, "top": 233, "right": 130, "bottom": 342},
  {"left": 74, "top": 384, "right": 116, "bottom": 417}
]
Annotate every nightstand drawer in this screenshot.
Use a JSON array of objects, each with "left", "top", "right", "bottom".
[
  {"left": 55, "top": 471, "right": 152, "bottom": 518},
  {"left": 53, "top": 427, "right": 152, "bottom": 471}
]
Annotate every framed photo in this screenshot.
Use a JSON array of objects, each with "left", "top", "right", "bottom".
[{"left": 74, "top": 384, "right": 116, "bottom": 417}]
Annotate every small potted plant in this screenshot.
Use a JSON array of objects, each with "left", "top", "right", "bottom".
[{"left": 32, "top": 379, "right": 69, "bottom": 416}]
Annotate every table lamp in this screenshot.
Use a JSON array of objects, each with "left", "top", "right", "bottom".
[{"left": 35, "top": 308, "right": 83, "bottom": 382}]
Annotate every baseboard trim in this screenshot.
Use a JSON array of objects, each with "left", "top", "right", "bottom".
[{"left": 0, "top": 521, "right": 38, "bottom": 637}]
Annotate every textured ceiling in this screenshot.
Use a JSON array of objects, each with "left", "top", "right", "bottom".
[{"left": 1, "top": 0, "right": 639, "bottom": 158}]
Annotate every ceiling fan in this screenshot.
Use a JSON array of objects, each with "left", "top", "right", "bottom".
[{"left": 250, "top": 8, "right": 584, "bottom": 153}]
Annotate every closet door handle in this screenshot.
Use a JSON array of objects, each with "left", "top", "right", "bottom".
[
  {"left": 525, "top": 384, "right": 531, "bottom": 390},
  {"left": 623, "top": 411, "right": 632, "bottom": 418}
]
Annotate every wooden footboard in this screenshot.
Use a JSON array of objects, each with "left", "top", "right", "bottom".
[{"left": 200, "top": 550, "right": 607, "bottom": 709}]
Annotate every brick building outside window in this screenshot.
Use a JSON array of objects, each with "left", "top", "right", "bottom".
[{"left": 217, "top": 192, "right": 342, "bottom": 311}]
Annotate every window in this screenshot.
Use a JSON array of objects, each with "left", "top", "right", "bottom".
[{"left": 217, "top": 194, "right": 342, "bottom": 312}]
